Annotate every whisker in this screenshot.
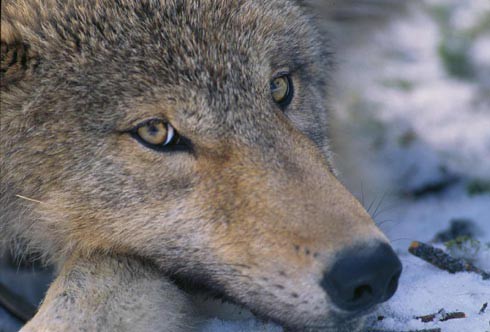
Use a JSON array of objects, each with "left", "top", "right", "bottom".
[
  {"left": 375, "top": 219, "right": 396, "bottom": 227},
  {"left": 366, "top": 195, "right": 377, "bottom": 214},
  {"left": 15, "top": 194, "right": 45, "bottom": 205},
  {"left": 361, "top": 182, "right": 365, "bottom": 207},
  {"left": 372, "top": 191, "right": 387, "bottom": 219},
  {"left": 389, "top": 237, "right": 412, "bottom": 243},
  {"left": 372, "top": 201, "right": 401, "bottom": 219}
]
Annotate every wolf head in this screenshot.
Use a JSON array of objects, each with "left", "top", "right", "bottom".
[{"left": 1, "top": 0, "right": 401, "bottom": 330}]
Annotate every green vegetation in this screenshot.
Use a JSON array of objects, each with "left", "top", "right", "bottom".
[
  {"left": 438, "top": 36, "right": 474, "bottom": 79},
  {"left": 428, "top": 3, "right": 485, "bottom": 80},
  {"left": 466, "top": 179, "right": 490, "bottom": 196},
  {"left": 381, "top": 78, "right": 415, "bottom": 92},
  {"left": 445, "top": 236, "right": 482, "bottom": 261}
]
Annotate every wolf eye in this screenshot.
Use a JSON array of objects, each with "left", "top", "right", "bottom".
[
  {"left": 270, "top": 74, "right": 293, "bottom": 108},
  {"left": 133, "top": 119, "right": 179, "bottom": 147}
]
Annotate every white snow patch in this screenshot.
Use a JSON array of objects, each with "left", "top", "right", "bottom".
[
  {"left": 372, "top": 257, "right": 490, "bottom": 332},
  {"left": 200, "top": 319, "right": 282, "bottom": 332}
]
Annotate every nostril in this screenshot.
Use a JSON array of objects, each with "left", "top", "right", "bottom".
[{"left": 352, "top": 284, "right": 373, "bottom": 302}]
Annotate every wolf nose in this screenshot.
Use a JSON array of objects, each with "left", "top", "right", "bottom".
[{"left": 321, "top": 242, "right": 402, "bottom": 312}]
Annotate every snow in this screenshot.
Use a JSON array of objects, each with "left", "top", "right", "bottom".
[
  {"left": 201, "top": 319, "right": 282, "bottom": 332},
  {"left": 370, "top": 255, "right": 490, "bottom": 332},
  {"left": 1, "top": 1, "right": 489, "bottom": 332},
  {"left": 369, "top": 189, "right": 490, "bottom": 332}
]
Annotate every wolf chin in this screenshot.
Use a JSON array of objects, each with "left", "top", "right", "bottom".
[{"left": 0, "top": 1, "right": 402, "bottom": 331}]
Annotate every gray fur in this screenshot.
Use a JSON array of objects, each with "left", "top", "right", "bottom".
[{"left": 1, "top": 1, "right": 389, "bottom": 331}]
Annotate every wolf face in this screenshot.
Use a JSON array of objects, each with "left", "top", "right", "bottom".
[{"left": 1, "top": 0, "right": 401, "bottom": 330}]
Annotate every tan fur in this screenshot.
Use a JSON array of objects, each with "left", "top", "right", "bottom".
[
  {"left": 1, "top": 0, "right": 390, "bottom": 331},
  {"left": 21, "top": 253, "right": 196, "bottom": 332}
]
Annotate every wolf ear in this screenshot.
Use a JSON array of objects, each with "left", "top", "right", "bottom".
[
  {"left": 1, "top": 21, "right": 29, "bottom": 86},
  {"left": 1, "top": 1, "right": 39, "bottom": 88}
]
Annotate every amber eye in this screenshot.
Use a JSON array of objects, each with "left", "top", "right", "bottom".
[
  {"left": 135, "top": 119, "right": 177, "bottom": 146},
  {"left": 270, "top": 74, "right": 293, "bottom": 108}
]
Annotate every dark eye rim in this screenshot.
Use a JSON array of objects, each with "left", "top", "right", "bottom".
[
  {"left": 129, "top": 118, "right": 192, "bottom": 153},
  {"left": 270, "top": 72, "right": 294, "bottom": 109}
]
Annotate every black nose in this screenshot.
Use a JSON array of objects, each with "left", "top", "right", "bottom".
[{"left": 321, "top": 242, "right": 402, "bottom": 312}]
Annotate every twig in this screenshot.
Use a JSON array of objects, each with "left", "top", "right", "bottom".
[
  {"left": 368, "top": 329, "right": 441, "bottom": 332},
  {"left": 408, "top": 241, "right": 490, "bottom": 280},
  {"left": 479, "top": 302, "right": 488, "bottom": 314},
  {"left": 416, "top": 309, "right": 466, "bottom": 322}
]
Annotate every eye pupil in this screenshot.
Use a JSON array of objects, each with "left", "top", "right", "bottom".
[
  {"left": 147, "top": 124, "right": 159, "bottom": 135},
  {"left": 135, "top": 120, "right": 177, "bottom": 147},
  {"left": 270, "top": 74, "right": 292, "bottom": 108}
]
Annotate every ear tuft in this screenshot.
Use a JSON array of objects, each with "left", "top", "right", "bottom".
[
  {"left": 1, "top": 28, "right": 30, "bottom": 87},
  {"left": 1, "top": 1, "right": 39, "bottom": 88}
]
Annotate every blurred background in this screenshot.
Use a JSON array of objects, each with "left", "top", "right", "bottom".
[
  {"left": 1, "top": 1, "right": 489, "bottom": 331},
  {"left": 324, "top": 0, "right": 490, "bottom": 196},
  {"left": 322, "top": 1, "right": 490, "bottom": 331}
]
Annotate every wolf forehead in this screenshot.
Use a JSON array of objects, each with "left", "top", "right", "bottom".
[{"left": 15, "top": 0, "right": 328, "bottom": 95}]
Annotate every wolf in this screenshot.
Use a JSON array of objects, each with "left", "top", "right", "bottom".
[{"left": 0, "top": 0, "right": 402, "bottom": 331}]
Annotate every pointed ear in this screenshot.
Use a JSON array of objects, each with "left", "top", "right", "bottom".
[{"left": 1, "top": 1, "right": 39, "bottom": 88}]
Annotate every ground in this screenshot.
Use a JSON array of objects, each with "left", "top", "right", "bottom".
[{"left": 1, "top": 1, "right": 489, "bottom": 331}]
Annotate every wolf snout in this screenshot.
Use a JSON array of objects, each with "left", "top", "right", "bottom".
[{"left": 320, "top": 242, "right": 402, "bottom": 312}]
